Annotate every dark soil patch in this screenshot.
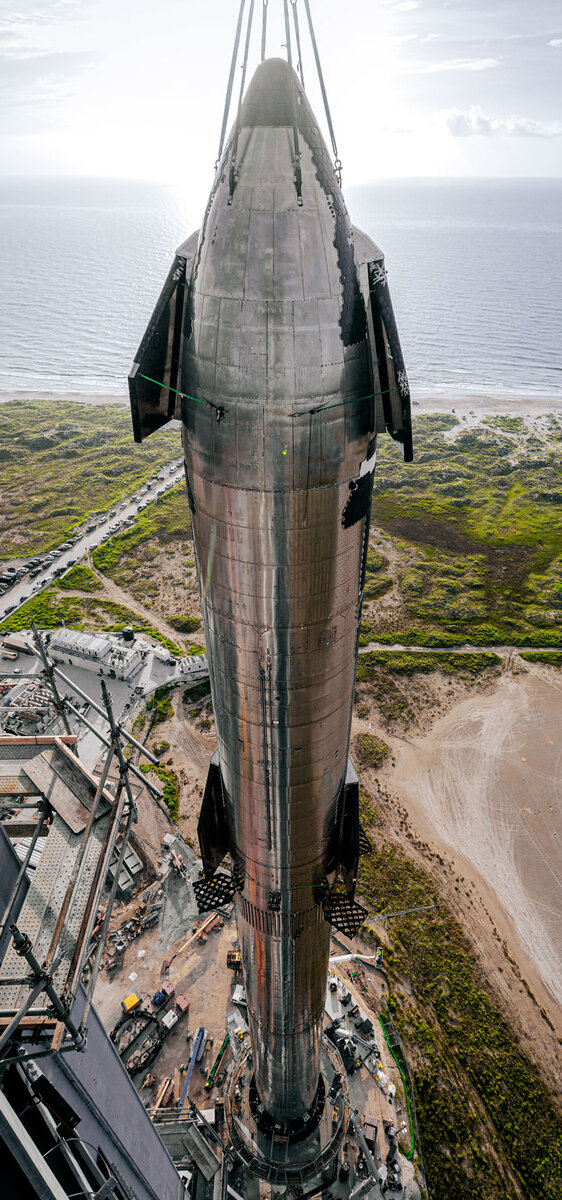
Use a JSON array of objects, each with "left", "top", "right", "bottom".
[{"left": 375, "top": 513, "right": 540, "bottom": 590}]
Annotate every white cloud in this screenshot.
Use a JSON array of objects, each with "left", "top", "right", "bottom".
[
  {"left": 442, "top": 105, "right": 562, "bottom": 137},
  {"left": 548, "top": 38, "right": 562, "bottom": 47},
  {"left": 385, "top": 0, "right": 420, "bottom": 9},
  {"left": 417, "top": 57, "right": 500, "bottom": 73},
  {"left": 389, "top": 33, "right": 419, "bottom": 45}
]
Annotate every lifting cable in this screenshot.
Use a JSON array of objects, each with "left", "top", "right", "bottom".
[
  {"left": 216, "top": 0, "right": 341, "bottom": 194},
  {"left": 290, "top": 0, "right": 305, "bottom": 89},
  {"left": 302, "top": 0, "right": 342, "bottom": 184},
  {"left": 261, "top": 0, "right": 268, "bottom": 61},
  {"left": 229, "top": 0, "right": 256, "bottom": 201},
  {"left": 283, "top": 0, "right": 303, "bottom": 203},
  {"left": 215, "top": 0, "right": 247, "bottom": 168}
]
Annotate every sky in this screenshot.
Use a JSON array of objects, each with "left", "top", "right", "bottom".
[{"left": 0, "top": 0, "right": 561, "bottom": 191}]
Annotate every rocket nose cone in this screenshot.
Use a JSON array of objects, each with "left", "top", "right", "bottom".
[{"left": 240, "top": 56, "right": 303, "bottom": 127}]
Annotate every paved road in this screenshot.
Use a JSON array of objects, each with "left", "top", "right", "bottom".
[{"left": 0, "top": 458, "right": 185, "bottom": 622}]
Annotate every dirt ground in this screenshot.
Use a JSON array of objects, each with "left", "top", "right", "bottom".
[
  {"left": 92, "top": 826, "right": 239, "bottom": 1107},
  {"left": 353, "top": 661, "right": 562, "bottom": 1097}
]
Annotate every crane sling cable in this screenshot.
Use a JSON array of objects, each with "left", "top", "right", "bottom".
[
  {"left": 290, "top": 0, "right": 306, "bottom": 88},
  {"left": 229, "top": 0, "right": 256, "bottom": 201},
  {"left": 261, "top": 0, "right": 268, "bottom": 61},
  {"left": 302, "top": 0, "right": 342, "bottom": 183},
  {"left": 283, "top": 0, "right": 303, "bottom": 203},
  {"left": 215, "top": 0, "right": 247, "bottom": 168}
]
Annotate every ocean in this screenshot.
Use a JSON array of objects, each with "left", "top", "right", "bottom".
[{"left": 0, "top": 176, "right": 560, "bottom": 403}]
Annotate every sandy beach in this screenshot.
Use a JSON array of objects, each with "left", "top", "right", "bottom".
[
  {"left": 392, "top": 666, "right": 562, "bottom": 1019},
  {"left": 414, "top": 393, "right": 560, "bottom": 420}
]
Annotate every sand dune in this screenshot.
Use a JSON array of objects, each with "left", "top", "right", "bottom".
[{"left": 394, "top": 670, "right": 562, "bottom": 1008}]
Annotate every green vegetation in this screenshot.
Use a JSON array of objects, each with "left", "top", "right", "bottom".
[
  {"left": 368, "top": 414, "right": 562, "bottom": 648},
  {"left": 0, "top": 586, "right": 181, "bottom": 654},
  {"left": 153, "top": 740, "right": 170, "bottom": 757},
  {"left": 90, "top": 486, "right": 196, "bottom": 615},
  {"left": 146, "top": 687, "right": 174, "bottom": 725},
  {"left": 58, "top": 564, "right": 102, "bottom": 592},
  {"left": 354, "top": 650, "right": 501, "bottom": 729},
  {"left": 520, "top": 650, "right": 562, "bottom": 666},
  {"left": 139, "top": 763, "right": 179, "bottom": 819},
  {"left": 0, "top": 399, "right": 178, "bottom": 556},
  {"left": 169, "top": 614, "right": 201, "bottom": 633},
  {"left": 358, "top": 829, "right": 562, "bottom": 1200},
  {"left": 183, "top": 681, "right": 211, "bottom": 704},
  {"left": 92, "top": 487, "right": 190, "bottom": 579},
  {"left": 354, "top": 733, "right": 390, "bottom": 769},
  {"left": 356, "top": 650, "right": 501, "bottom": 682}
]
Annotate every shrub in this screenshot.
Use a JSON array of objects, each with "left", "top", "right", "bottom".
[
  {"left": 354, "top": 733, "right": 390, "bottom": 769},
  {"left": 169, "top": 614, "right": 201, "bottom": 633}
]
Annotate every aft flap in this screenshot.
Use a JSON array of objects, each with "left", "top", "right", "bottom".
[
  {"left": 198, "top": 751, "right": 231, "bottom": 879},
  {"left": 128, "top": 230, "right": 199, "bottom": 443}
]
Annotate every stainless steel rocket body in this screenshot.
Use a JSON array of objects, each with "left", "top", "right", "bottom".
[
  {"left": 129, "top": 58, "right": 412, "bottom": 1126},
  {"left": 184, "top": 63, "right": 373, "bottom": 1121}
]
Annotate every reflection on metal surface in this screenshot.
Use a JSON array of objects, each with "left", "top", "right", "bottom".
[{"left": 130, "top": 56, "right": 411, "bottom": 1126}]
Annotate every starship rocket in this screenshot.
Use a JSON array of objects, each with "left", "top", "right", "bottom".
[{"left": 129, "top": 57, "right": 411, "bottom": 1127}]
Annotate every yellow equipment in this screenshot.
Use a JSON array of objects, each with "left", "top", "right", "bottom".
[{"left": 122, "top": 992, "right": 141, "bottom": 1013}]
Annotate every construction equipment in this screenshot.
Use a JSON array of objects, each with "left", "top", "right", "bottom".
[
  {"left": 177, "top": 1026, "right": 207, "bottom": 1110},
  {"left": 121, "top": 992, "right": 141, "bottom": 1013},
  {"left": 205, "top": 1033, "right": 229, "bottom": 1090},
  {"left": 160, "top": 911, "right": 218, "bottom": 975}
]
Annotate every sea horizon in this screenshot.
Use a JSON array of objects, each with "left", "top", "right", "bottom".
[{"left": 0, "top": 175, "right": 560, "bottom": 405}]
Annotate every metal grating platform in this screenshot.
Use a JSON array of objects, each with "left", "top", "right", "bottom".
[
  {"left": 0, "top": 808, "right": 110, "bottom": 1014},
  {"left": 193, "top": 872, "right": 235, "bottom": 912},
  {"left": 322, "top": 894, "right": 368, "bottom": 938}
]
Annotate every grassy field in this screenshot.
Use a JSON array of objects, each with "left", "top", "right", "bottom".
[
  {"left": 0, "top": 580, "right": 182, "bottom": 654},
  {"left": 0, "top": 399, "right": 179, "bottom": 558},
  {"left": 90, "top": 486, "right": 202, "bottom": 629},
  {"left": 89, "top": 412, "right": 561, "bottom": 651},
  {"left": 365, "top": 413, "right": 562, "bottom": 647},
  {"left": 13, "top": 409, "right": 554, "bottom": 656},
  {"left": 91, "top": 486, "right": 192, "bottom": 580}
]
